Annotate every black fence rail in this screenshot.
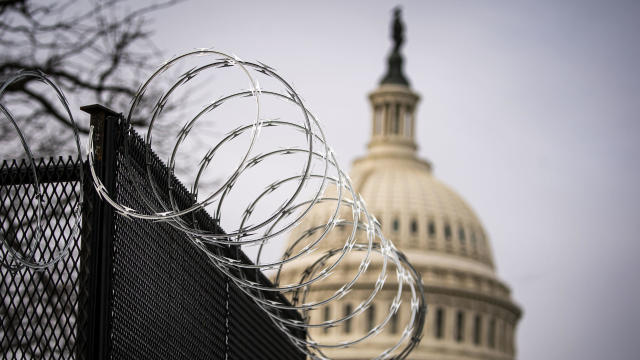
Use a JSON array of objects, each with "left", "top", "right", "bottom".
[{"left": 0, "top": 104, "right": 305, "bottom": 359}]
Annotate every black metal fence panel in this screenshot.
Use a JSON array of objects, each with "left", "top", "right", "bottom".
[
  {"left": 0, "top": 108, "right": 305, "bottom": 359},
  {"left": 0, "top": 157, "right": 86, "bottom": 359},
  {"left": 108, "top": 118, "right": 230, "bottom": 359}
]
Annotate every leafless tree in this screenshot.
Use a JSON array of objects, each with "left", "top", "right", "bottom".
[
  {"left": 0, "top": 0, "right": 182, "bottom": 156},
  {"left": 1, "top": 0, "right": 183, "bottom": 357}
]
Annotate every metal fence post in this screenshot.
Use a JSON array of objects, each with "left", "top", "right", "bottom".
[{"left": 80, "top": 104, "right": 120, "bottom": 360}]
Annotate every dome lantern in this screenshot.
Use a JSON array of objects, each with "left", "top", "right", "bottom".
[{"left": 369, "top": 8, "right": 421, "bottom": 158}]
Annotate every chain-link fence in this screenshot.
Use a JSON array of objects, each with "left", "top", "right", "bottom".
[{"left": 0, "top": 105, "right": 305, "bottom": 360}]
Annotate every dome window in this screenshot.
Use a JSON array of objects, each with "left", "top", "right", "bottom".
[
  {"left": 435, "top": 307, "right": 445, "bottom": 339},
  {"left": 410, "top": 219, "right": 418, "bottom": 235},
  {"left": 444, "top": 223, "right": 452, "bottom": 240},
  {"left": 488, "top": 318, "right": 496, "bottom": 348},
  {"left": 391, "top": 104, "right": 401, "bottom": 134},
  {"left": 344, "top": 304, "right": 353, "bottom": 333},
  {"left": 473, "top": 315, "right": 482, "bottom": 345},
  {"left": 323, "top": 306, "right": 331, "bottom": 333},
  {"left": 455, "top": 310, "right": 465, "bottom": 342},
  {"left": 392, "top": 218, "right": 399, "bottom": 232},
  {"left": 458, "top": 226, "right": 465, "bottom": 243},
  {"left": 471, "top": 231, "right": 478, "bottom": 252},
  {"left": 366, "top": 304, "right": 376, "bottom": 331},
  {"left": 428, "top": 220, "right": 436, "bottom": 238},
  {"left": 384, "top": 102, "right": 390, "bottom": 135},
  {"left": 390, "top": 309, "right": 399, "bottom": 334},
  {"left": 500, "top": 321, "right": 506, "bottom": 351}
]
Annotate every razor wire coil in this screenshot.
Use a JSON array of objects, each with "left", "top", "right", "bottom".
[{"left": 0, "top": 49, "right": 426, "bottom": 360}]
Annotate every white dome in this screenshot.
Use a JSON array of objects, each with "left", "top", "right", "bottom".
[
  {"left": 350, "top": 153, "right": 496, "bottom": 270},
  {"left": 279, "top": 82, "right": 521, "bottom": 360}
]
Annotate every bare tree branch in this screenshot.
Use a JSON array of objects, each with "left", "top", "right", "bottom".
[
  {"left": 1, "top": 1, "right": 183, "bottom": 353},
  {"left": 0, "top": 0, "right": 184, "bottom": 156}
]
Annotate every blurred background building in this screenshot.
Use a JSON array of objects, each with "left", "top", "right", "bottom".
[{"left": 283, "top": 10, "right": 521, "bottom": 360}]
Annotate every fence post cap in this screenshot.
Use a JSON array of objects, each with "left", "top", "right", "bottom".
[{"left": 80, "top": 104, "right": 119, "bottom": 117}]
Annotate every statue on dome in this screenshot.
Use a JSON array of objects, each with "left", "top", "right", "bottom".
[
  {"left": 392, "top": 7, "right": 404, "bottom": 54},
  {"left": 381, "top": 6, "right": 409, "bottom": 86}
]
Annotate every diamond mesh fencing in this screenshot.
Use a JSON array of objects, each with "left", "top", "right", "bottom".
[
  {"left": 0, "top": 157, "right": 86, "bottom": 359},
  {"left": 0, "top": 111, "right": 305, "bottom": 359}
]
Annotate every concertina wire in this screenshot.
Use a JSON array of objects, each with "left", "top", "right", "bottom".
[{"left": 0, "top": 49, "right": 426, "bottom": 360}]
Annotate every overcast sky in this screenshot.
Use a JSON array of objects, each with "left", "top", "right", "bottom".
[{"left": 148, "top": 1, "right": 640, "bottom": 359}]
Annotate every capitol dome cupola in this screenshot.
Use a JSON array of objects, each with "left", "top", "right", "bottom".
[
  {"left": 369, "top": 7, "right": 421, "bottom": 159},
  {"left": 281, "top": 8, "right": 522, "bottom": 359}
]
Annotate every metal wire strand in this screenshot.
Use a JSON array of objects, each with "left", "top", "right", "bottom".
[{"left": 0, "top": 70, "right": 83, "bottom": 271}]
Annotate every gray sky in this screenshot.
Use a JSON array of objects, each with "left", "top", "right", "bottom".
[{"left": 150, "top": 1, "right": 640, "bottom": 359}]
